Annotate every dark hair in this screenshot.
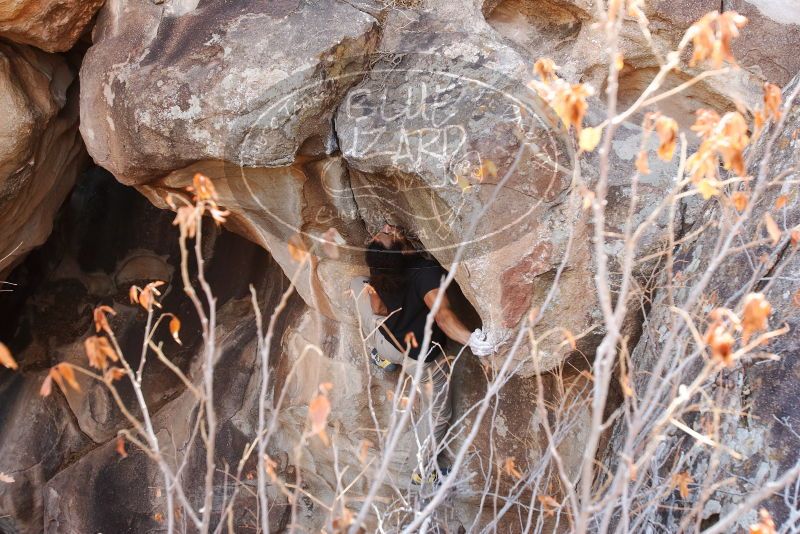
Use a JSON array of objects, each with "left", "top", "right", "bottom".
[{"left": 366, "top": 240, "right": 409, "bottom": 295}]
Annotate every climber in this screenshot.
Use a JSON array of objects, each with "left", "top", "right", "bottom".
[{"left": 350, "top": 223, "right": 497, "bottom": 485}]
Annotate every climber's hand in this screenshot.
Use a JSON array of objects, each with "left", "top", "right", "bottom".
[{"left": 468, "top": 328, "right": 495, "bottom": 357}]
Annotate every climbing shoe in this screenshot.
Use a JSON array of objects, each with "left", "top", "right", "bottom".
[
  {"left": 370, "top": 348, "right": 398, "bottom": 371},
  {"left": 411, "top": 466, "right": 451, "bottom": 486}
]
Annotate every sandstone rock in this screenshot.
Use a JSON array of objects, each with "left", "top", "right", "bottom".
[
  {"left": 0, "top": 374, "right": 92, "bottom": 534},
  {"left": 79, "top": 0, "right": 380, "bottom": 184},
  {"left": 0, "top": 42, "right": 86, "bottom": 278},
  {"left": 137, "top": 156, "right": 370, "bottom": 323},
  {"left": 725, "top": 0, "right": 800, "bottom": 86},
  {"left": 0, "top": 0, "right": 104, "bottom": 52}
]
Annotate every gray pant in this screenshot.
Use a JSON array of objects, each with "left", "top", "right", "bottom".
[{"left": 351, "top": 277, "right": 453, "bottom": 463}]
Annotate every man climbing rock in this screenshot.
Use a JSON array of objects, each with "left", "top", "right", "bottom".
[{"left": 350, "top": 223, "right": 497, "bottom": 484}]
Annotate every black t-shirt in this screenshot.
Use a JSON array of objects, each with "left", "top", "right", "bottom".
[{"left": 376, "top": 255, "right": 448, "bottom": 362}]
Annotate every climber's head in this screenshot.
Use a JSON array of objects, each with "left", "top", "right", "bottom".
[
  {"left": 366, "top": 224, "right": 412, "bottom": 295},
  {"left": 370, "top": 223, "right": 406, "bottom": 249}
]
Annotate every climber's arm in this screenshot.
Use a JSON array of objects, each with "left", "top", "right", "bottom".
[
  {"left": 367, "top": 284, "right": 388, "bottom": 316},
  {"left": 423, "top": 288, "right": 471, "bottom": 345}
]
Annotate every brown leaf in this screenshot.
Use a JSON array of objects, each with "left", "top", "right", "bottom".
[
  {"left": 40, "top": 374, "right": 53, "bottom": 397},
  {"left": 55, "top": 363, "right": 80, "bottom": 393},
  {"left": 308, "top": 393, "right": 331, "bottom": 444},
  {"left": 705, "top": 323, "right": 735, "bottom": 366},
  {"left": 129, "top": 285, "right": 140, "bottom": 305},
  {"left": 85, "top": 335, "right": 118, "bottom": 370},
  {"left": 537, "top": 495, "right": 560, "bottom": 516},
  {"left": 764, "top": 213, "right": 782, "bottom": 245},
  {"left": 533, "top": 58, "right": 558, "bottom": 81},
  {"left": 775, "top": 195, "right": 789, "bottom": 210},
  {"left": 503, "top": 457, "right": 522, "bottom": 479},
  {"left": 264, "top": 455, "right": 278, "bottom": 482},
  {"left": 0, "top": 342, "right": 18, "bottom": 370},
  {"left": 93, "top": 305, "right": 116, "bottom": 335},
  {"left": 672, "top": 471, "right": 693, "bottom": 499},
  {"left": 105, "top": 367, "right": 127, "bottom": 382},
  {"left": 116, "top": 436, "right": 128, "bottom": 458}
]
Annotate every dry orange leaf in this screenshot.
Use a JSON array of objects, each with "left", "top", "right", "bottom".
[
  {"left": 189, "top": 172, "right": 218, "bottom": 202},
  {"left": 731, "top": 191, "right": 748, "bottom": 212},
  {"left": 264, "top": 455, "right": 278, "bottom": 482},
  {"left": 137, "top": 281, "right": 165, "bottom": 310},
  {"left": 309, "top": 393, "right": 331, "bottom": 445},
  {"left": 672, "top": 471, "right": 693, "bottom": 499},
  {"left": 169, "top": 315, "right": 182, "bottom": 345},
  {"left": 764, "top": 213, "right": 782, "bottom": 245},
  {"left": 504, "top": 457, "right": 522, "bottom": 479},
  {"left": 688, "top": 11, "right": 748, "bottom": 68},
  {"left": 655, "top": 115, "right": 679, "bottom": 161},
  {"left": 705, "top": 323, "right": 735, "bottom": 366},
  {"left": 105, "top": 367, "right": 127, "bottom": 382},
  {"left": 537, "top": 495, "right": 560, "bottom": 516},
  {"left": 56, "top": 363, "right": 80, "bottom": 393},
  {"left": 358, "top": 439, "right": 372, "bottom": 465},
  {"left": 763, "top": 83, "right": 782, "bottom": 121},
  {"left": 288, "top": 235, "right": 309, "bottom": 263},
  {"left": 741, "top": 292, "right": 771, "bottom": 343},
  {"left": 635, "top": 150, "right": 650, "bottom": 175},
  {"left": 116, "top": 436, "right": 128, "bottom": 458},
  {"left": 0, "top": 342, "right": 18, "bottom": 370},
  {"left": 85, "top": 335, "right": 119, "bottom": 370},
  {"left": 404, "top": 331, "right": 419, "bottom": 349},
  {"left": 775, "top": 195, "right": 789, "bottom": 210},
  {"left": 40, "top": 374, "right": 53, "bottom": 397},
  {"left": 579, "top": 126, "right": 602, "bottom": 152},
  {"left": 93, "top": 305, "right": 116, "bottom": 335},
  {"left": 750, "top": 508, "right": 776, "bottom": 534},
  {"left": 533, "top": 58, "right": 558, "bottom": 81}
]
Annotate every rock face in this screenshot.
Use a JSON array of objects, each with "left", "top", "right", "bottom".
[
  {"left": 79, "top": 0, "right": 379, "bottom": 184},
  {"left": 608, "top": 75, "right": 800, "bottom": 529},
  {"left": 0, "top": 42, "right": 86, "bottom": 278},
  {"left": 0, "top": 0, "right": 104, "bottom": 52}
]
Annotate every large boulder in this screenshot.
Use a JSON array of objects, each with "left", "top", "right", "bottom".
[
  {"left": 0, "top": 42, "right": 86, "bottom": 278},
  {"left": 79, "top": 0, "right": 380, "bottom": 184},
  {"left": 0, "top": 0, "right": 104, "bottom": 52}
]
